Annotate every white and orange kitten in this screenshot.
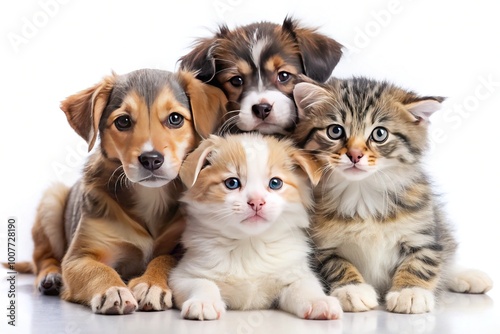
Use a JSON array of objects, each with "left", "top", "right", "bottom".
[{"left": 169, "top": 133, "right": 343, "bottom": 321}]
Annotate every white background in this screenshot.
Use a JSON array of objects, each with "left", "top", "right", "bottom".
[{"left": 0, "top": 0, "right": 499, "bottom": 293}]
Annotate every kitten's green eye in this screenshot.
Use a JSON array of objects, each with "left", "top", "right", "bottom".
[
  {"left": 326, "top": 124, "right": 345, "bottom": 140},
  {"left": 371, "top": 127, "right": 389, "bottom": 143},
  {"left": 224, "top": 177, "right": 241, "bottom": 190},
  {"left": 269, "top": 177, "right": 283, "bottom": 190}
]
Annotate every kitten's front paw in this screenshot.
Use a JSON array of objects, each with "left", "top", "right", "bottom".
[
  {"left": 300, "top": 296, "right": 343, "bottom": 320},
  {"left": 448, "top": 269, "right": 493, "bottom": 294},
  {"left": 386, "top": 287, "right": 434, "bottom": 314},
  {"left": 91, "top": 287, "right": 138, "bottom": 315},
  {"left": 331, "top": 283, "right": 378, "bottom": 312},
  {"left": 181, "top": 298, "right": 226, "bottom": 320},
  {"left": 130, "top": 282, "right": 173, "bottom": 311}
]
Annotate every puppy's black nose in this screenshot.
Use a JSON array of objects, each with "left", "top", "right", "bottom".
[
  {"left": 139, "top": 151, "right": 164, "bottom": 171},
  {"left": 252, "top": 103, "right": 272, "bottom": 120}
]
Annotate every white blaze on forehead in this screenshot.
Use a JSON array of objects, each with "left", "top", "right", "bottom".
[
  {"left": 251, "top": 37, "right": 268, "bottom": 92},
  {"left": 240, "top": 136, "right": 269, "bottom": 195},
  {"left": 141, "top": 141, "right": 154, "bottom": 152}
]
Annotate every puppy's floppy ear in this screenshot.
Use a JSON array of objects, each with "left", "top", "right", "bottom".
[
  {"left": 179, "top": 32, "right": 224, "bottom": 83},
  {"left": 291, "top": 150, "right": 323, "bottom": 186},
  {"left": 177, "top": 71, "right": 227, "bottom": 139},
  {"left": 180, "top": 135, "right": 219, "bottom": 188},
  {"left": 283, "top": 17, "right": 343, "bottom": 82},
  {"left": 60, "top": 75, "right": 115, "bottom": 151}
]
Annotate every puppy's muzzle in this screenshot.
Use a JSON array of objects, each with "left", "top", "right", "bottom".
[
  {"left": 139, "top": 151, "right": 164, "bottom": 171},
  {"left": 252, "top": 103, "right": 273, "bottom": 120}
]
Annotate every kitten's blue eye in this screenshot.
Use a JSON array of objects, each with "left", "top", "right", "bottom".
[
  {"left": 224, "top": 177, "right": 241, "bottom": 190},
  {"left": 269, "top": 177, "right": 283, "bottom": 190},
  {"left": 371, "top": 127, "right": 389, "bottom": 143},
  {"left": 326, "top": 124, "right": 344, "bottom": 140}
]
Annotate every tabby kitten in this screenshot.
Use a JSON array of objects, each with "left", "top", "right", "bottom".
[{"left": 292, "top": 77, "right": 493, "bottom": 314}]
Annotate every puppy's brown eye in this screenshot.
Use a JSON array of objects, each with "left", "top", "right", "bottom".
[
  {"left": 277, "top": 71, "right": 291, "bottom": 83},
  {"left": 167, "top": 112, "right": 184, "bottom": 128},
  {"left": 114, "top": 115, "right": 132, "bottom": 131},
  {"left": 229, "top": 76, "right": 243, "bottom": 87}
]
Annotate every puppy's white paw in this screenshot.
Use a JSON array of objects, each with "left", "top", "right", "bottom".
[
  {"left": 91, "top": 286, "right": 138, "bottom": 315},
  {"left": 386, "top": 287, "right": 434, "bottom": 314},
  {"left": 448, "top": 269, "right": 493, "bottom": 294},
  {"left": 131, "top": 282, "right": 173, "bottom": 311},
  {"left": 331, "top": 283, "right": 378, "bottom": 312},
  {"left": 181, "top": 298, "right": 226, "bottom": 320},
  {"left": 299, "top": 296, "right": 343, "bottom": 320}
]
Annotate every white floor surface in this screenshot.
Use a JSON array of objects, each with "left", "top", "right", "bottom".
[{"left": 1, "top": 271, "right": 498, "bottom": 334}]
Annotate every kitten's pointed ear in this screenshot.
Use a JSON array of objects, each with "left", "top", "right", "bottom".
[
  {"left": 293, "top": 81, "right": 329, "bottom": 120},
  {"left": 405, "top": 96, "right": 445, "bottom": 123},
  {"left": 292, "top": 150, "right": 323, "bottom": 186},
  {"left": 180, "top": 136, "right": 218, "bottom": 188}
]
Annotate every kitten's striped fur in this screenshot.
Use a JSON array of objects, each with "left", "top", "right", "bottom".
[{"left": 293, "top": 77, "right": 492, "bottom": 313}]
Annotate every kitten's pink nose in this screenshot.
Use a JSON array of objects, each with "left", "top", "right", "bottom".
[
  {"left": 347, "top": 148, "right": 364, "bottom": 164},
  {"left": 247, "top": 198, "right": 266, "bottom": 211}
]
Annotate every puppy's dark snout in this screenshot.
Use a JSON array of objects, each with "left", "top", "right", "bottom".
[
  {"left": 252, "top": 103, "right": 272, "bottom": 120},
  {"left": 139, "top": 151, "right": 164, "bottom": 171}
]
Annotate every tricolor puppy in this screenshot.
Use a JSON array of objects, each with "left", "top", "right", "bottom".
[
  {"left": 179, "top": 17, "right": 343, "bottom": 135},
  {"left": 16, "top": 69, "right": 226, "bottom": 314}
]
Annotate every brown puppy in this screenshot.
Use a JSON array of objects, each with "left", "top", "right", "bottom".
[
  {"left": 179, "top": 17, "right": 343, "bottom": 135},
  {"left": 16, "top": 69, "right": 226, "bottom": 314}
]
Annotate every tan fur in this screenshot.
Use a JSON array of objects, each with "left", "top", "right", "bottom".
[{"left": 26, "top": 69, "right": 226, "bottom": 314}]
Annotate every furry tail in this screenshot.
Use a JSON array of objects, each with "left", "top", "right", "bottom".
[
  {"left": 2, "top": 261, "right": 34, "bottom": 273},
  {"left": 448, "top": 265, "right": 493, "bottom": 294},
  {"left": 34, "top": 182, "right": 71, "bottom": 261}
]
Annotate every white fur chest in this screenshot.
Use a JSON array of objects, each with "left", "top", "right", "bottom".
[{"left": 180, "top": 227, "right": 311, "bottom": 309}]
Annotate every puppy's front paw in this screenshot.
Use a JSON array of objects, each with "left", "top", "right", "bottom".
[
  {"left": 386, "top": 287, "right": 434, "bottom": 314},
  {"left": 91, "top": 287, "right": 138, "bottom": 315},
  {"left": 181, "top": 298, "right": 226, "bottom": 321},
  {"left": 331, "top": 283, "right": 378, "bottom": 312},
  {"left": 300, "top": 296, "right": 343, "bottom": 320},
  {"left": 130, "top": 282, "right": 173, "bottom": 311},
  {"left": 38, "top": 272, "right": 63, "bottom": 296},
  {"left": 448, "top": 269, "right": 493, "bottom": 294}
]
